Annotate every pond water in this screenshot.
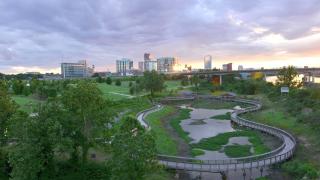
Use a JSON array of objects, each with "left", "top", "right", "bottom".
[{"left": 176, "top": 105, "right": 276, "bottom": 180}]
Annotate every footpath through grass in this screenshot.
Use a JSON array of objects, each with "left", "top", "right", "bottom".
[
  {"left": 169, "top": 108, "right": 192, "bottom": 142},
  {"left": 145, "top": 106, "right": 178, "bottom": 155}
]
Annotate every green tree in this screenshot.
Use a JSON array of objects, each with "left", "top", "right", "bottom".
[
  {"left": 276, "top": 66, "right": 302, "bottom": 88},
  {"left": 8, "top": 101, "right": 65, "bottom": 180},
  {"left": 0, "top": 87, "right": 17, "bottom": 146},
  {"left": 61, "top": 81, "right": 113, "bottom": 164},
  {"left": 12, "top": 80, "right": 24, "bottom": 95},
  {"left": 115, "top": 79, "right": 121, "bottom": 86},
  {"left": 106, "top": 77, "right": 112, "bottom": 85},
  {"left": 142, "top": 70, "right": 165, "bottom": 96},
  {"left": 110, "top": 116, "right": 157, "bottom": 180},
  {"left": 191, "top": 75, "right": 200, "bottom": 90}
]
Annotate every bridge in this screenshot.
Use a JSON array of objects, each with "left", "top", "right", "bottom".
[
  {"left": 136, "top": 96, "right": 296, "bottom": 178},
  {"left": 169, "top": 67, "right": 320, "bottom": 84}
]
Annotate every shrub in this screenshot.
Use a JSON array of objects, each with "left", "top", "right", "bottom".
[
  {"left": 115, "top": 79, "right": 121, "bottom": 86},
  {"left": 106, "top": 77, "right": 112, "bottom": 85}
]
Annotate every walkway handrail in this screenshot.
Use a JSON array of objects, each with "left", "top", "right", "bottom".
[{"left": 136, "top": 95, "right": 296, "bottom": 170}]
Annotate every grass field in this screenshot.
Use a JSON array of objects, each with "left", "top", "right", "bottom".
[
  {"left": 11, "top": 95, "right": 42, "bottom": 113},
  {"left": 191, "top": 130, "right": 269, "bottom": 157},
  {"left": 192, "top": 99, "right": 238, "bottom": 109},
  {"left": 210, "top": 112, "right": 231, "bottom": 120},
  {"left": 191, "top": 148, "right": 205, "bottom": 157},
  {"left": 242, "top": 95, "right": 320, "bottom": 177},
  {"left": 169, "top": 108, "right": 193, "bottom": 142},
  {"left": 97, "top": 82, "right": 134, "bottom": 100},
  {"left": 145, "top": 106, "right": 178, "bottom": 155}
]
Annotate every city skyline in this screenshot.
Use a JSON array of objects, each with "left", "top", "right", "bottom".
[{"left": 0, "top": 0, "right": 319, "bottom": 74}]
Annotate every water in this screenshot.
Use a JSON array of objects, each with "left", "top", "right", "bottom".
[{"left": 177, "top": 106, "right": 273, "bottom": 180}]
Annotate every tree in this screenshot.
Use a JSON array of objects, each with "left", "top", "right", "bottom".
[
  {"left": 191, "top": 75, "right": 200, "bottom": 90},
  {"left": 106, "top": 77, "right": 112, "bottom": 85},
  {"left": 96, "top": 76, "right": 104, "bottom": 83},
  {"left": 276, "top": 66, "right": 302, "bottom": 88},
  {"left": 142, "top": 70, "right": 165, "bottom": 96},
  {"left": 12, "top": 80, "right": 24, "bottom": 95},
  {"left": 61, "top": 81, "right": 113, "bottom": 164},
  {"left": 115, "top": 79, "right": 121, "bottom": 86},
  {"left": 0, "top": 86, "right": 17, "bottom": 146},
  {"left": 110, "top": 116, "right": 157, "bottom": 180},
  {"left": 8, "top": 101, "right": 65, "bottom": 180}
]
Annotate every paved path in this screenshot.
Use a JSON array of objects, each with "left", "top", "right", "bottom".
[{"left": 136, "top": 96, "right": 296, "bottom": 173}]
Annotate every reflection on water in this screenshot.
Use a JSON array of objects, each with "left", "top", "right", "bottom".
[{"left": 177, "top": 106, "right": 272, "bottom": 180}]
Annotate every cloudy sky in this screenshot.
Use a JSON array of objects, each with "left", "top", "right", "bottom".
[{"left": 0, "top": 0, "right": 320, "bottom": 73}]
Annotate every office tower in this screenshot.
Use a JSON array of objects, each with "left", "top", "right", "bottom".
[
  {"left": 116, "top": 58, "right": 133, "bottom": 76},
  {"left": 61, "top": 60, "right": 94, "bottom": 78},
  {"left": 204, "top": 55, "right": 212, "bottom": 69}
]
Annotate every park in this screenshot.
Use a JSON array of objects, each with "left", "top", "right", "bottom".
[{"left": 0, "top": 67, "right": 320, "bottom": 180}]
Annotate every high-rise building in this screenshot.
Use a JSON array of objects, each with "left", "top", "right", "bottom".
[
  {"left": 238, "top": 65, "right": 244, "bottom": 71},
  {"left": 61, "top": 60, "right": 94, "bottom": 79},
  {"left": 157, "top": 57, "right": 177, "bottom": 73},
  {"left": 222, "top": 63, "right": 233, "bottom": 71},
  {"left": 144, "top": 60, "right": 157, "bottom": 71},
  {"left": 138, "top": 61, "right": 144, "bottom": 72},
  {"left": 116, "top": 58, "right": 133, "bottom": 76},
  {"left": 204, "top": 55, "right": 212, "bottom": 69},
  {"left": 144, "top": 53, "right": 152, "bottom": 61}
]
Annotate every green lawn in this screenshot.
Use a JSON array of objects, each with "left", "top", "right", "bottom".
[
  {"left": 165, "top": 80, "right": 182, "bottom": 90},
  {"left": 191, "top": 148, "right": 205, "bottom": 157},
  {"left": 145, "top": 106, "right": 178, "bottom": 155},
  {"left": 169, "top": 108, "right": 192, "bottom": 142},
  {"left": 191, "top": 99, "right": 238, "bottom": 109},
  {"left": 97, "top": 82, "right": 134, "bottom": 100},
  {"left": 210, "top": 112, "right": 231, "bottom": 120},
  {"left": 224, "top": 145, "right": 252, "bottom": 158},
  {"left": 11, "top": 95, "right": 42, "bottom": 113},
  {"left": 191, "top": 130, "right": 269, "bottom": 157}
]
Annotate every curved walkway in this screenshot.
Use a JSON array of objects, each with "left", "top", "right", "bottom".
[{"left": 136, "top": 96, "right": 296, "bottom": 172}]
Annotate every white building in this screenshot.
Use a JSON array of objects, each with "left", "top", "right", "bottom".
[
  {"left": 157, "top": 57, "right": 177, "bottom": 73},
  {"left": 138, "top": 61, "right": 144, "bottom": 72},
  {"left": 61, "top": 60, "right": 94, "bottom": 79},
  {"left": 144, "top": 61, "right": 157, "bottom": 71},
  {"left": 204, "top": 55, "right": 212, "bottom": 69},
  {"left": 238, "top": 65, "right": 244, "bottom": 71},
  {"left": 116, "top": 58, "right": 133, "bottom": 76}
]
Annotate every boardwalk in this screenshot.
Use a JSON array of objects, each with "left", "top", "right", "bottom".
[{"left": 136, "top": 96, "right": 296, "bottom": 173}]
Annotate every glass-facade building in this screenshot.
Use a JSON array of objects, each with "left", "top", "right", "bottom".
[
  {"left": 157, "top": 57, "right": 177, "bottom": 73},
  {"left": 61, "top": 60, "right": 93, "bottom": 79},
  {"left": 116, "top": 58, "right": 133, "bottom": 76},
  {"left": 204, "top": 55, "right": 212, "bottom": 69}
]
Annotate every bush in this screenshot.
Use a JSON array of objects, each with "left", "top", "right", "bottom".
[
  {"left": 282, "top": 160, "right": 319, "bottom": 179},
  {"left": 115, "top": 79, "right": 121, "bottom": 86},
  {"left": 106, "top": 77, "right": 112, "bottom": 85}
]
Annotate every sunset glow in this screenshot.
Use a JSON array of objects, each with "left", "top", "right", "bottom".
[{"left": 0, "top": 0, "right": 319, "bottom": 73}]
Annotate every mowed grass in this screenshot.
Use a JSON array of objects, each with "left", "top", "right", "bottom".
[
  {"left": 191, "top": 130, "right": 269, "bottom": 157},
  {"left": 211, "top": 112, "right": 231, "bottom": 120},
  {"left": 97, "top": 82, "right": 133, "bottom": 100},
  {"left": 165, "top": 80, "right": 182, "bottom": 90},
  {"left": 192, "top": 99, "right": 238, "bottom": 109},
  {"left": 224, "top": 145, "right": 252, "bottom": 158},
  {"left": 12, "top": 95, "right": 42, "bottom": 113},
  {"left": 191, "top": 148, "right": 205, "bottom": 157},
  {"left": 169, "top": 108, "right": 193, "bottom": 142},
  {"left": 145, "top": 106, "right": 178, "bottom": 155}
]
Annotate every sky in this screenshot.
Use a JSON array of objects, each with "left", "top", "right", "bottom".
[{"left": 0, "top": 0, "right": 319, "bottom": 74}]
